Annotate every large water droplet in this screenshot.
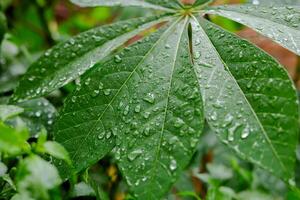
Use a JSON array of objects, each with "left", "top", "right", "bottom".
[
  {"left": 143, "top": 93, "right": 155, "bottom": 104},
  {"left": 128, "top": 149, "right": 143, "bottom": 161}
]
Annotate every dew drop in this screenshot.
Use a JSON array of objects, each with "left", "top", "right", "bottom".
[
  {"left": 114, "top": 55, "right": 122, "bottom": 63},
  {"left": 143, "top": 93, "right": 155, "bottom": 104},
  {"left": 128, "top": 149, "right": 143, "bottom": 161},
  {"left": 169, "top": 159, "right": 177, "bottom": 171}
]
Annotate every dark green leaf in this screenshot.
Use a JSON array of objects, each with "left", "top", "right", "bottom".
[
  {"left": 12, "top": 15, "right": 171, "bottom": 102},
  {"left": 205, "top": 5, "right": 300, "bottom": 55},
  {"left": 0, "top": 105, "right": 24, "bottom": 121},
  {"left": 55, "top": 16, "right": 204, "bottom": 199},
  {"left": 70, "top": 0, "right": 181, "bottom": 10},
  {"left": 0, "top": 12, "right": 5, "bottom": 45},
  {"left": 191, "top": 17, "right": 298, "bottom": 181}
]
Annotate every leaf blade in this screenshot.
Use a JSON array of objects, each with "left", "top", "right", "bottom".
[
  {"left": 70, "top": 0, "right": 181, "bottom": 10},
  {"left": 12, "top": 15, "right": 171, "bottom": 102},
  {"left": 205, "top": 5, "right": 300, "bottom": 55},
  {"left": 191, "top": 17, "right": 298, "bottom": 180},
  {"left": 55, "top": 17, "right": 204, "bottom": 199},
  {"left": 115, "top": 17, "right": 203, "bottom": 199},
  {"left": 54, "top": 20, "right": 175, "bottom": 179}
]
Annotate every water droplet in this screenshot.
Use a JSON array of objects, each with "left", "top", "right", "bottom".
[
  {"left": 98, "top": 131, "right": 105, "bottom": 140},
  {"left": 143, "top": 93, "right": 155, "bottom": 104},
  {"left": 169, "top": 159, "right": 177, "bottom": 171},
  {"left": 134, "top": 105, "right": 141, "bottom": 113},
  {"left": 114, "top": 55, "right": 122, "bottom": 63},
  {"left": 128, "top": 149, "right": 143, "bottom": 161},
  {"left": 174, "top": 118, "right": 185, "bottom": 128},
  {"left": 104, "top": 89, "right": 111, "bottom": 96},
  {"left": 228, "top": 123, "right": 242, "bottom": 142},
  {"left": 123, "top": 105, "right": 130, "bottom": 116},
  {"left": 241, "top": 124, "right": 250, "bottom": 139}
]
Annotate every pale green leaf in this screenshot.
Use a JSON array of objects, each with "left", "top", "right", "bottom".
[
  {"left": 70, "top": 0, "right": 181, "bottom": 11},
  {"left": 0, "top": 122, "right": 29, "bottom": 155},
  {"left": 55, "top": 16, "right": 204, "bottom": 199},
  {"left": 12, "top": 15, "right": 171, "bottom": 102},
  {"left": 15, "top": 155, "right": 62, "bottom": 200},
  {"left": 44, "top": 141, "right": 71, "bottom": 164},
  {"left": 191, "top": 17, "right": 298, "bottom": 181},
  {"left": 0, "top": 105, "right": 24, "bottom": 121},
  {"left": 205, "top": 5, "right": 300, "bottom": 55}
]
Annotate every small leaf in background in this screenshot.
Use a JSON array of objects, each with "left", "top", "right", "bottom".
[
  {"left": 71, "top": 182, "right": 95, "bottom": 198},
  {"left": 0, "top": 122, "right": 30, "bottom": 155},
  {"left": 0, "top": 105, "right": 24, "bottom": 121},
  {"left": 44, "top": 141, "right": 71, "bottom": 164},
  {"left": 15, "top": 155, "right": 62, "bottom": 200},
  {"left": 0, "top": 162, "right": 7, "bottom": 176}
]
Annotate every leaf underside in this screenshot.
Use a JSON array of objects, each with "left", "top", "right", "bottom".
[
  {"left": 191, "top": 16, "right": 298, "bottom": 180},
  {"left": 205, "top": 5, "right": 300, "bottom": 55},
  {"left": 54, "top": 17, "right": 204, "bottom": 199},
  {"left": 70, "top": 0, "right": 182, "bottom": 10}
]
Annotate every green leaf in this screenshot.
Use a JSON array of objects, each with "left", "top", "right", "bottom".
[
  {"left": 55, "top": 16, "right": 204, "bottom": 198},
  {"left": 191, "top": 17, "right": 298, "bottom": 181},
  {"left": 15, "top": 155, "right": 62, "bottom": 200},
  {"left": 70, "top": 0, "right": 181, "bottom": 10},
  {"left": 0, "top": 12, "right": 5, "bottom": 45},
  {"left": 43, "top": 141, "right": 71, "bottom": 164},
  {"left": 0, "top": 122, "right": 30, "bottom": 155},
  {"left": 248, "top": 0, "right": 300, "bottom": 5},
  {"left": 0, "top": 162, "right": 7, "bottom": 176},
  {"left": 205, "top": 5, "right": 300, "bottom": 55},
  {"left": 71, "top": 182, "right": 95, "bottom": 197},
  {"left": 0, "top": 105, "right": 24, "bottom": 121},
  {"left": 12, "top": 15, "right": 171, "bottom": 102},
  {"left": 193, "top": 0, "right": 211, "bottom": 7},
  {"left": 17, "top": 98, "right": 57, "bottom": 136}
]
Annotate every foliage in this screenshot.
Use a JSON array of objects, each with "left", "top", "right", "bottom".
[{"left": 1, "top": 0, "right": 300, "bottom": 199}]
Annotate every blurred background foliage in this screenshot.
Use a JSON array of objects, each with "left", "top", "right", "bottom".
[{"left": 0, "top": 0, "right": 300, "bottom": 199}]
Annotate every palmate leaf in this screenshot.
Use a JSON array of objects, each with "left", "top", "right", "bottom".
[
  {"left": 191, "top": 17, "right": 298, "bottom": 180},
  {"left": 12, "top": 15, "right": 171, "bottom": 102},
  {"left": 205, "top": 5, "right": 300, "bottom": 55},
  {"left": 54, "top": 17, "right": 204, "bottom": 199},
  {"left": 70, "top": 0, "right": 182, "bottom": 10}
]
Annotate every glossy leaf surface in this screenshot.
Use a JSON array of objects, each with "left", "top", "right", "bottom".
[
  {"left": 55, "top": 17, "right": 204, "bottom": 198},
  {"left": 70, "top": 0, "right": 182, "bottom": 10},
  {"left": 191, "top": 17, "right": 298, "bottom": 180},
  {"left": 12, "top": 15, "right": 170, "bottom": 102},
  {"left": 205, "top": 5, "right": 300, "bottom": 55}
]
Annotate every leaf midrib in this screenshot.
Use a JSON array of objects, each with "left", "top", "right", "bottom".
[
  {"left": 67, "top": 16, "right": 181, "bottom": 162},
  {"left": 193, "top": 17, "right": 289, "bottom": 176},
  {"left": 150, "top": 16, "right": 188, "bottom": 190}
]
